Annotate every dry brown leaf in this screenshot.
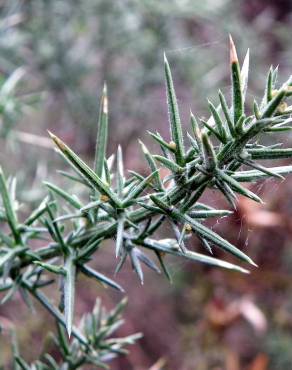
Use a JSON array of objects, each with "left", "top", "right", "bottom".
[
  {"left": 248, "top": 353, "right": 269, "bottom": 370},
  {"left": 149, "top": 357, "right": 167, "bottom": 370},
  {"left": 226, "top": 350, "right": 240, "bottom": 370},
  {"left": 239, "top": 298, "right": 267, "bottom": 334},
  {"left": 238, "top": 197, "right": 283, "bottom": 228},
  {"left": 205, "top": 296, "right": 267, "bottom": 334}
]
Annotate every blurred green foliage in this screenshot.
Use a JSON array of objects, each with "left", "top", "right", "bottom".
[
  {"left": 1, "top": 0, "right": 290, "bottom": 148},
  {"left": 265, "top": 330, "right": 292, "bottom": 369}
]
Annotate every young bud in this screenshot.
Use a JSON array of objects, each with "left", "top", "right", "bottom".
[
  {"left": 169, "top": 141, "right": 177, "bottom": 150},
  {"left": 100, "top": 194, "right": 110, "bottom": 202},
  {"left": 229, "top": 34, "right": 238, "bottom": 65}
]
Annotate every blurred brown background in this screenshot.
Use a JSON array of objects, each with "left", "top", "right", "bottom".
[{"left": 0, "top": 0, "right": 292, "bottom": 369}]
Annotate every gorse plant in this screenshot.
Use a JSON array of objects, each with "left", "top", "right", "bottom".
[
  {"left": 0, "top": 68, "right": 28, "bottom": 138},
  {"left": 12, "top": 297, "right": 141, "bottom": 369},
  {"left": 1, "top": 37, "right": 292, "bottom": 368}
]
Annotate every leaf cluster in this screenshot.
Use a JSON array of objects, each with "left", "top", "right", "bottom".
[
  {"left": 0, "top": 37, "right": 292, "bottom": 367},
  {"left": 12, "top": 298, "right": 141, "bottom": 370}
]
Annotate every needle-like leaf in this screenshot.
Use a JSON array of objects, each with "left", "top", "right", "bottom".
[
  {"left": 116, "top": 145, "right": 125, "bottom": 197},
  {"left": 142, "top": 238, "right": 250, "bottom": 273},
  {"left": 233, "top": 165, "right": 292, "bottom": 182},
  {"left": 248, "top": 147, "right": 292, "bottom": 160},
  {"left": 151, "top": 196, "right": 256, "bottom": 265},
  {"left": 147, "top": 131, "right": 176, "bottom": 153},
  {"left": 0, "top": 167, "right": 20, "bottom": 244},
  {"left": 208, "top": 100, "right": 227, "bottom": 142},
  {"left": 139, "top": 140, "right": 163, "bottom": 190},
  {"left": 164, "top": 53, "right": 185, "bottom": 166},
  {"left": 63, "top": 251, "right": 76, "bottom": 337},
  {"left": 241, "top": 48, "right": 250, "bottom": 103},
  {"left": 219, "top": 91, "right": 235, "bottom": 137},
  {"left": 230, "top": 35, "right": 243, "bottom": 124},
  {"left": 216, "top": 169, "right": 263, "bottom": 203},
  {"left": 48, "top": 132, "right": 122, "bottom": 208},
  {"left": 44, "top": 182, "right": 82, "bottom": 210},
  {"left": 153, "top": 155, "right": 184, "bottom": 173},
  {"left": 94, "top": 83, "right": 108, "bottom": 179},
  {"left": 201, "top": 133, "right": 217, "bottom": 171},
  {"left": 80, "top": 264, "right": 124, "bottom": 292},
  {"left": 122, "top": 171, "right": 159, "bottom": 206},
  {"left": 116, "top": 215, "right": 125, "bottom": 258}
]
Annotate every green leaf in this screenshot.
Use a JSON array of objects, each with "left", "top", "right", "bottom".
[
  {"left": 233, "top": 165, "right": 292, "bottom": 182},
  {"left": 84, "top": 357, "right": 108, "bottom": 369},
  {"left": 56, "top": 322, "right": 70, "bottom": 356},
  {"left": 94, "top": 83, "right": 108, "bottom": 179},
  {"left": 215, "top": 178, "right": 237, "bottom": 209},
  {"left": 154, "top": 250, "right": 172, "bottom": 282},
  {"left": 43, "top": 354, "right": 59, "bottom": 369},
  {"left": 23, "top": 280, "right": 87, "bottom": 346},
  {"left": 122, "top": 171, "right": 159, "bottom": 206},
  {"left": 242, "top": 118, "right": 281, "bottom": 141},
  {"left": 137, "top": 201, "right": 163, "bottom": 213},
  {"left": 240, "top": 48, "right": 250, "bottom": 103},
  {"left": 81, "top": 200, "right": 101, "bottom": 213},
  {"left": 115, "top": 249, "right": 128, "bottom": 275},
  {"left": 253, "top": 99, "right": 261, "bottom": 119},
  {"left": 24, "top": 196, "right": 49, "bottom": 226},
  {"left": 63, "top": 251, "right": 76, "bottom": 337},
  {"left": 208, "top": 100, "right": 227, "bottom": 142},
  {"left": 188, "top": 209, "right": 233, "bottom": 219},
  {"left": 107, "top": 297, "right": 128, "bottom": 323},
  {"left": 129, "top": 248, "right": 144, "bottom": 284},
  {"left": 264, "top": 67, "right": 273, "bottom": 105},
  {"left": 234, "top": 115, "right": 246, "bottom": 136},
  {"left": 134, "top": 247, "right": 160, "bottom": 273},
  {"left": 0, "top": 246, "right": 27, "bottom": 269},
  {"left": 201, "top": 133, "right": 217, "bottom": 171},
  {"left": 238, "top": 158, "right": 284, "bottom": 179},
  {"left": 104, "top": 156, "right": 112, "bottom": 185},
  {"left": 139, "top": 140, "right": 163, "bottom": 190},
  {"left": 150, "top": 195, "right": 172, "bottom": 214},
  {"left": 116, "top": 145, "right": 125, "bottom": 197},
  {"left": 248, "top": 147, "right": 292, "bottom": 160},
  {"left": 180, "top": 182, "right": 208, "bottom": 212},
  {"left": 14, "top": 356, "right": 31, "bottom": 370},
  {"left": 80, "top": 264, "right": 124, "bottom": 292},
  {"left": 218, "top": 91, "right": 235, "bottom": 137},
  {"left": 200, "top": 237, "right": 213, "bottom": 255},
  {"left": 200, "top": 118, "right": 223, "bottom": 143},
  {"left": 142, "top": 238, "right": 250, "bottom": 273},
  {"left": 45, "top": 204, "right": 68, "bottom": 256},
  {"left": 57, "top": 170, "right": 89, "bottom": 186},
  {"left": 150, "top": 199, "right": 256, "bottom": 266},
  {"left": 33, "top": 261, "right": 66, "bottom": 276},
  {"left": 116, "top": 215, "right": 125, "bottom": 258},
  {"left": 264, "top": 126, "right": 292, "bottom": 133},
  {"left": 44, "top": 181, "right": 82, "bottom": 210},
  {"left": 77, "top": 237, "right": 101, "bottom": 261},
  {"left": 0, "top": 167, "right": 20, "bottom": 244},
  {"left": 164, "top": 54, "right": 185, "bottom": 166},
  {"left": 261, "top": 87, "right": 286, "bottom": 118},
  {"left": 216, "top": 169, "right": 263, "bottom": 203},
  {"left": 147, "top": 131, "right": 175, "bottom": 153},
  {"left": 48, "top": 132, "right": 122, "bottom": 208},
  {"left": 153, "top": 155, "right": 184, "bottom": 174},
  {"left": 0, "top": 229, "right": 14, "bottom": 248},
  {"left": 230, "top": 35, "right": 243, "bottom": 124},
  {"left": 190, "top": 112, "right": 204, "bottom": 153}
]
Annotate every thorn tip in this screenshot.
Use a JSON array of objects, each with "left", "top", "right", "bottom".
[{"left": 229, "top": 34, "right": 238, "bottom": 64}]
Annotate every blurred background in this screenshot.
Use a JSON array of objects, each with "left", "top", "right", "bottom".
[{"left": 0, "top": 0, "right": 292, "bottom": 369}]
